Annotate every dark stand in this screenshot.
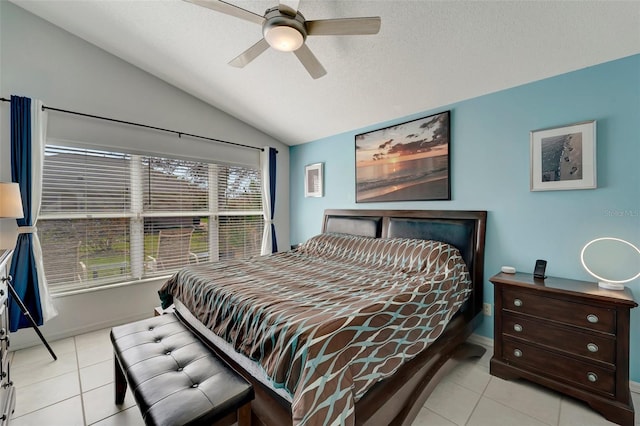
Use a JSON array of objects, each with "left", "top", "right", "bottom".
[{"left": 3, "top": 276, "right": 57, "bottom": 361}]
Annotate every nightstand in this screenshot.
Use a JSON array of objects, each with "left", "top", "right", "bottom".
[
  {"left": 489, "top": 272, "right": 637, "bottom": 426},
  {"left": 0, "top": 250, "right": 15, "bottom": 425}
]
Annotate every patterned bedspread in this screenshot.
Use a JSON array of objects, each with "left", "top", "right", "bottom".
[{"left": 159, "top": 233, "right": 472, "bottom": 426}]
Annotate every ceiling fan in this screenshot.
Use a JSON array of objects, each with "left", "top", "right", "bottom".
[{"left": 185, "top": 0, "right": 381, "bottom": 79}]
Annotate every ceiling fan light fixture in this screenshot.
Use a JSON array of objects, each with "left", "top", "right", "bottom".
[
  {"left": 264, "top": 25, "right": 303, "bottom": 52},
  {"left": 190, "top": 1, "right": 381, "bottom": 78}
]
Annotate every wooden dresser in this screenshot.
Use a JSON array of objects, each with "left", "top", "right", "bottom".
[
  {"left": 0, "top": 250, "right": 14, "bottom": 425},
  {"left": 490, "top": 272, "right": 637, "bottom": 426}
]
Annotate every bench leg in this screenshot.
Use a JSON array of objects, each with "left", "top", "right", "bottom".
[
  {"left": 237, "top": 402, "right": 251, "bottom": 426},
  {"left": 114, "top": 355, "right": 128, "bottom": 405}
]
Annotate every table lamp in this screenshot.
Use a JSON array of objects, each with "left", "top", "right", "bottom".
[
  {"left": 0, "top": 183, "right": 24, "bottom": 249},
  {"left": 580, "top": 237, "right": 640, "bottom": 290},
  {"left": 0, "top": 182, "right": 24, "bottom": 219}
]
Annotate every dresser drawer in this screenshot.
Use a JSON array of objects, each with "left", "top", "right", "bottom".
[
  {"left": 502, "top": 313, "right": 615, "bottom": 364},
  {"left": 502, "top": 288, "right": 615, "bottom": 333},
  {"left": 502, "top": 339, "right": 615, "bottom": 396},
  {"left": 0, "top": 281, "right": 6, "bottom": 308},
  {"left": 0, "top": 304, "right": 7, "bottom": 381}
]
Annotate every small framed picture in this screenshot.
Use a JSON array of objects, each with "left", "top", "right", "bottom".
[
  {"left": 304, "top": 163, "right": 323, "bottom": 197},
  {"left": 530, "top": 120, "right": 596, "bottom": 191}
]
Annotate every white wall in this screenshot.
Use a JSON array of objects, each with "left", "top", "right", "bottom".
[{"left": 0, "top": 1, "right": 290, "bottom": 349}]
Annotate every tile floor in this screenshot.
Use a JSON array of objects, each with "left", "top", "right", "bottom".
[{"left": 7, "top": 328, "right": 639, "bottom": 426}]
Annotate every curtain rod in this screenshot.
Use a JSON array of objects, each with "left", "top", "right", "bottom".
[{"left": 0, "top": 97, "right": 277, "bottom": 153}]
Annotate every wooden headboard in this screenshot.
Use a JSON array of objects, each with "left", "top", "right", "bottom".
[{"left": 322, "top": 209, "right": 487, "bottom": 321}]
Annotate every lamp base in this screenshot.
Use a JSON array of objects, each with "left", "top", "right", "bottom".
[{"left": 598, "top": 281, "right": 625, "bottom": 291}]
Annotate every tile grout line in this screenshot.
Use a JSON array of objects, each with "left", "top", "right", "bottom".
[
  {"left": 480, "top": 391, "right": 558, "bottom": 426},
  {"left": 9, "top": 344, "right": 79, "bottom": 421},
  {"left": 556, "top": 395, "right": 566, "bottom": 426},
  {"left": 74, "top": 336, "right": 89, "bottom": 426},
  {"left": 479, "top": 384, "right": 560, "bottom": 426},
  {"left": 463, "top": 374, "right": 492, "bottom": 426}
]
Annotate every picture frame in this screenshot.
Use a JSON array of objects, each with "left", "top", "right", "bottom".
[
  {"left": 304, "top": 162, "right": 323, "bottom": 197},
  {"left": 530, "top": 120, "right": 596, "bottom": 191},
  {"left": 355, "top": 110, "right": 450, "bottom": 202}
]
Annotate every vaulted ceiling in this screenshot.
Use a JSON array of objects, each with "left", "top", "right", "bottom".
[{"left": 10, "top": 0, "right": 640, "bottom": 145}]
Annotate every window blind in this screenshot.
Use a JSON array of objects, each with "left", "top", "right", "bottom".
[
  {"left": 39, "top": 144, "right": 263, "bottom": 294},
  {"left": 40, "top": 147, "right": 132, "bottom": 292},
  {"left": 217, "top": 165, "right": 264, "bottom": 261}
]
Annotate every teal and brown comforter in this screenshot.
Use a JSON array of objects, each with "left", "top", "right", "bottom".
[{"left": 159, "top": 233, "right": 472, "bottom": 426}]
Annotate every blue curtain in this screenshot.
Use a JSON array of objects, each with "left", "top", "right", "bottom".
[
  {"left": 268, "top": 147, "right": 277, "bottom": 253},
  {"left": 9, "top": 95, "right": 43, "bottom": 331}
]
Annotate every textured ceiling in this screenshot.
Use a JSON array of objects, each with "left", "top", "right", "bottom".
[{"left": 10, "top": 0, "right": 640, "bottom": 145}]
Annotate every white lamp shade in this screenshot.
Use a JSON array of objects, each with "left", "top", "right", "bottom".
[
  {"left": 264, "top": 26, "right": 304, "bottom": 52},
  {"left": 580, "top": 237, "right": 640, "bottom": 290},
  {"left": 0, "top": 183, "right": 24, "bottom": 219}
]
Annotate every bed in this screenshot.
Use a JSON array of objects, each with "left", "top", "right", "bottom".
[{"left": 159, "top": 209, "right": 487, "bottom": 425}]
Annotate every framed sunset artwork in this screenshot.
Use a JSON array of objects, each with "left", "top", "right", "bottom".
[{"left": 355, "top": 111, "right": 451, "bottom": 202}]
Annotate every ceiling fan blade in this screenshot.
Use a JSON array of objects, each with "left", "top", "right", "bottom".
[
  {"left": 293, "top": 44, "right": 327, "bottom": 79},
  {"left": 278, "top": 0, "right": 300, "bottom": 16},
  {"left": 306, "top": 17, "right": 381, "bottom": 36},
  {"left": 229, "top": 38, "right": 270, "bottom": 68},
  {"left": 184, "top": 0, "right": 265, "bottom": 25}
]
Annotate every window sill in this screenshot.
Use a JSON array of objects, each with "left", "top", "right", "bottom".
[{"left": 51, "top": 275, "right": 174, "bottom": 298}]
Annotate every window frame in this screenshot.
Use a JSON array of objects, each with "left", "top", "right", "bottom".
[{"left": 39, "top": 143, "right": 264, "bottom": 295}]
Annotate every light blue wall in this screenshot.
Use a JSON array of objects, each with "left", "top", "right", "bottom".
[{"left": 290, "top": 54, "right": 640, "bottom": 381}]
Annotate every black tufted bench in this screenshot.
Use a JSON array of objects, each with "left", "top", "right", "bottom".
[{"left": 110, "top": 313, "right": 254, "bottom": 426}]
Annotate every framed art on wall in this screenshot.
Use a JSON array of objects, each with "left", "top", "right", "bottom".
[
  {"left": 530, "top": 120, "right": 596, "bottom": 191},
  {"left": 354, "top": 110, "right": 451, "bottom": 202},
  {"left": 304, "top": 162, "right": 323, "bottom": 197}
]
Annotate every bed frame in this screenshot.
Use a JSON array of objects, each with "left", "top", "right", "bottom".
[{"left": 186, "top": 209, "right": 488, "bottom": 426}]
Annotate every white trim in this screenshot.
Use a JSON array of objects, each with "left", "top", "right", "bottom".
[
  {"left": 630, "top": 380, "right": 640, "bottom": 394},
  {"left": 130, "top": 155, "right": 144, "bottom": 279},
  {"left": 39, "top": 212, "right": 137, "bottom": 220},
  {"left": 209, "top": 165, "right": 219, "bottom": 262},
  {"left": 10, "top": 310, "right": 150, "bottom": 352},
  {"left": 51, "top": 275, "right": 172, "bottom": 298},
  {"left": 217, "top": 210, "right": 264, "bottom": 216},
  {"left": 468, "top": 333, "right": 494, "bottom": 348}
]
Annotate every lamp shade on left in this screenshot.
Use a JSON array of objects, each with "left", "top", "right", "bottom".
[{"left": 0, "top": 183, "right": 24, "bottom": 219}]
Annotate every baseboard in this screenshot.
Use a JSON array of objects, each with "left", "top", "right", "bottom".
[
  {"left": 9, "top": 311, "right": 151, "bottom": 352},
  {"left": 468, "top": 333, "right": 493, "bottom": 348},
  {"left": 631, "top": 380, "right": 640, "bottom": 394}
]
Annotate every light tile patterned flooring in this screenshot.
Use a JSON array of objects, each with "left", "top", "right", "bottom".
[{"left": 7, "top": 328, "right": 639, "bottom": 425}]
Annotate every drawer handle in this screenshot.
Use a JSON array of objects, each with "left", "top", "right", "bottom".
[
  {"left": 513, "top": 349, "right": 523, "bottom": 358},
  {"left": 513, "top": 298, "right": 523, "bottom": 307},
  {"left": 587, "top": 343, "right": 599, "bottom": 353},
  {"left": 587, "top": 372, "right": 598, "bottom": 383},
  {"left": 513, "top": 324, "right": 523, "bottom": 332},
  {"left": 586, "top": 314, "right": 599, "bottom": 324}
]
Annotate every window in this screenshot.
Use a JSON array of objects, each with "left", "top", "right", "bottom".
[{"left": 39, "top": 145, "right": 263, "bottom": 294}]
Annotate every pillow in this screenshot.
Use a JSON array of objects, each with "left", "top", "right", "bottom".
[{"left": 299, "top": 233, "right": 465, "bottom": 274}]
